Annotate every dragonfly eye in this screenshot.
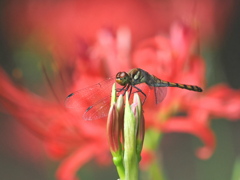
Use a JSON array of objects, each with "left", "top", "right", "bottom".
[{"left": 116, "top": 72, "right": 129, "bottom": 86}]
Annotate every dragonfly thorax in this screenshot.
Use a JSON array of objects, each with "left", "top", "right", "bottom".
[{"left": 116, "top": 71, "right": 131, "bottom": 86}]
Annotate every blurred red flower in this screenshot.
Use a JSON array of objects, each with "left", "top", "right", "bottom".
[
  {"left": 0, "top": 26, "right": 133, "bottom": 180},
  {"left": 1, "top": 22, "right": 240, "bottom": 179},
  {"left": 4, "top": 0, "right": 234, "bottom": 58},
  {"left": 132, "top": 22, "right": 240, "bottom": 160},
  {"left": 0, "top": 68, "right": 111, "bottom": 180},
  {"left": 0, "top": 0, "right": 239, "bottom": 179}
]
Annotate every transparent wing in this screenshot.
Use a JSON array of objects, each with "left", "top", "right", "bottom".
[
  {"left": 65, "top": 77, "right": 115, "bottom": 120},
  {"left": 83, "top": 96, "right": 110, "bottom": 120},
  {"left": 154, "top": 87, "right": 168, "bottom": 104}
]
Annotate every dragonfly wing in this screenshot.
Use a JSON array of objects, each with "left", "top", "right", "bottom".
[
  {"left": 154, "top": 86, "right": 168, "bottom": 104},
  {"left": 83, "top": 96, "right": 110, "bottom": 120},
  {"left": 65, "top": 77, "right": 115, "bottom": 120}
]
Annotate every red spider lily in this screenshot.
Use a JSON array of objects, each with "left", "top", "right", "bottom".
[
  {"left": 0, "top": 26, "right": 133, "bottom": 180},
  {"left": 4, "top": 0, "right": 234, "bottom": 56},
  {"left": 132, "top": 22, "right": 240, "bottom": 161},
  {"left": 0, "top": 68, "right": 110, "bottom": 180},
  {"left": 0, "top": 0, "right": 238, "bottom": 179},
  {"left": 157, "top": 83, "right": 240, "bottom": 159},
  {"left": 185, "top": 84, "right": 240, "bottom": 120},
  {"left": 1, "top": 21, "right": 240, "bottom": 180}
]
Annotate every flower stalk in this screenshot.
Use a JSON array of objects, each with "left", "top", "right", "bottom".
[
  {"left": 107, "top": 84, "right": 145, "bottom": 180},
  {"left": 107, "top": 83, "right": 125, "bottom": 180},
  {"left": 124, "top": 92, "right": 140, "bottom": 180}
]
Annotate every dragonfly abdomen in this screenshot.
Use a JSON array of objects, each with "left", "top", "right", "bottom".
[
  {"left": 144, "top": 75, "right": 202, "bottom": 92},
  {"left": 162, "top": 81, "right": 203, "bottom": 92}
]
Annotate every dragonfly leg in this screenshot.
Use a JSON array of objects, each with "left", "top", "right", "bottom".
[
  {"left": 117, "top": 84, "right": 130, "bottom": 97},
  {"left": 132, "top": 85, "right": 146, "bottom": 104},
  {"left": 116, "top": 86, "right": 126, "bottom": 92},
  {"left": 128, "top": 85, "right": 133, "bottom": 99},
  {"left": 122, "top": 84, "right": 130, "bottom": 96},
  {"left": 116, "top": 85, "right": 126, "bottom": 97},
  {"left": 116, "top": 84, "right": 138, "bottom": 101}
]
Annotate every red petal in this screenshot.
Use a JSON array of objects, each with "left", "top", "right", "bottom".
[
  {"left": 157, "top": 117, "right": 215, "bottom": 159},
  {"left": 56, "top": 142, "right": 105, "bottom": 180}
]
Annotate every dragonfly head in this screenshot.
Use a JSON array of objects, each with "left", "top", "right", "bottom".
[{"left": 116, "top": 71, "right": 131, "bottom": 86}]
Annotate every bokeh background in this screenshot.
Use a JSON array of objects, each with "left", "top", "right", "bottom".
[{"left": 0, "top": 0, "right": 240, "bottom": 180}]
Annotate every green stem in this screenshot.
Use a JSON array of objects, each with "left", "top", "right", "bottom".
[
  {"left": 113, "top": 155, "right": 125, "bottom": 180},
  {"left": 124, "top": 152, "right": 138, "bottom": 180},
  {"left": 124, "top": 94, "right": 139, "bottom": 180},
  {"left": 144, "top": 102, "right": 179, "bottom": 179},
  {"left": 144, "top": 129, "right": 166, "bottom": 180},
  {"left": 148, "top": 157, "right": 166, "bottom": 180},
  {"left": 231, "top": 156, "right": 240, "bottom": 180}
]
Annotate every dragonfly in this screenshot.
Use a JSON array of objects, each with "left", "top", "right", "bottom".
[{"left": 65, "top": 68, "right": 202, "bottom": 120}]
